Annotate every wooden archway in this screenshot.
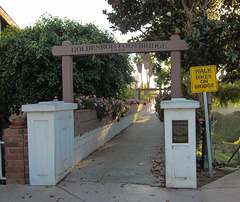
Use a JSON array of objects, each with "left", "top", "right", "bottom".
[{"left": 52, "top": 35, "right": 188, "bottom": 103}]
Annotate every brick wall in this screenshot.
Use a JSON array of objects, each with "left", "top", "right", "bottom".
[{"left": 3, "top": 128, "right": 29, "bottom": 184}]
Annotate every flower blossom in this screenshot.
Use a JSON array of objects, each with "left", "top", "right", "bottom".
[{"left": 53, "top": 96, "right": 58, "bottom": 101}]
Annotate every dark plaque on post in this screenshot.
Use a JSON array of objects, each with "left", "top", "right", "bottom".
[{"left": 172, "top": 120, "right": 188, "bottom": 143}]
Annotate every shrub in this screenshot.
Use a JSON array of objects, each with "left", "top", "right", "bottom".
[{"left": 0, "top": 15, "right": 134, "bottom": 130}]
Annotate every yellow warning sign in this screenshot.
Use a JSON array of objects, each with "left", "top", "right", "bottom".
[{"left": 190, "top": 65, "right": 218, "bottom": 93}]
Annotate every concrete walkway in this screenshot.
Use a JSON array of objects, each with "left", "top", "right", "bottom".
[
  {"left": 0, "top": 110, "right": 239, "bottom": 202},
  {"left": 64, "top": 110, "right": 164, "bottom": 186}
]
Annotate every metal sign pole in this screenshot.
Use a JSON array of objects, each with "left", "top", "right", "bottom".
[
  {"left": 190, "top": 65, "right": 217, "bottom": 179},
  {"left": 203, "top": 92, "right": 213, "bottom": 178},
  {"left": 0, "top": 141, "right": 6, "bottom": 180},
  {"left": 238, "top": 146, "right": 240, "bottom": 167}
]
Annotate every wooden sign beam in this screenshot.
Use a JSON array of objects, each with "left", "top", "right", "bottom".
[{"left": 52, "top": 39, "right": 188, "bottom": 56}]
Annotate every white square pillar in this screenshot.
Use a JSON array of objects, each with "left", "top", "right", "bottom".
[
  {"left": 22, "top": 101, "right": 77, "bottom": 185},
  {"left": 161, "top": 98, "right": 199, "bottom": 188}
]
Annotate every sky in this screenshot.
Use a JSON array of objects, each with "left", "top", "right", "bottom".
[
  {"left": 0, "top": 0, "right": 139, "bottom": 42},
  {"left": 1, "top": 0, "right": 155, "bottom": 87}
]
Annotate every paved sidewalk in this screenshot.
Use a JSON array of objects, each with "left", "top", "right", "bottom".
[
  {"left": 0, "top": 170, "right": 239, "bottom": 202},
  {"left": 0, "top": 110, "right": 239, "bottom": 202},
  {"left": 64, "top": 110, "right": 164, "bottom": 186}
]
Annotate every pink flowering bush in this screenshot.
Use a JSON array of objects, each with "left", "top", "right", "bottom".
[
  {"left": 154, "top": 93, "right": 171, "bottom": 122},
  {"left": 111, "top": 100, "right": 130, "bottom": 121},
  {"left": 74, "top": 94, "right": 129, "bottom": 121}
]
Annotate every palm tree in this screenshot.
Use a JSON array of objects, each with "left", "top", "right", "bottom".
[{"left": 133, "top": 54, "right": 143, "bottom": 88}]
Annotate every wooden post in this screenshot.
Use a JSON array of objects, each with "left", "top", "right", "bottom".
[
  {"left": 138, "top": 89, "right": 141, "bottom": 100},
  {"left": 62, "top": 41, "right": 73, "bottom": 103},
  {"left": 170, "top": 35, "right": 182, "bottom": 98}
]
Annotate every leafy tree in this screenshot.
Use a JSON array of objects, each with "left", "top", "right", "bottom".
[
  {"left": 104, "top": 0, "right": 239, "bottom": 85},
  {"left": 0, "top": 15, "right": 134, "bottom": 124},
  {"left": 154, "top": 59, "right": 171, "bottom": 89},
  {"left": 120, "top": 85, "right": 139, "bottom": 100},
  {"left": 213, "top": 81, "right": 240, "bottom": 106}
]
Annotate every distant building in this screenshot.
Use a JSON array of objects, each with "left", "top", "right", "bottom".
[{"left": 0, "top": 6, "right": 19, "bottom": 36}]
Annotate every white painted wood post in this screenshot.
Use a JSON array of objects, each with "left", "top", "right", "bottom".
[
  {"left": 161, "top": 98, "right": 199, "bottom": 188},
  {"left": 22, "top": 101, "right": 77, "bottom": 185}
]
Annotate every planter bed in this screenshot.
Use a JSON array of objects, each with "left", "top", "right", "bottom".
[{"left": 74, "top": 103, "right": 151, "bottom": 136}]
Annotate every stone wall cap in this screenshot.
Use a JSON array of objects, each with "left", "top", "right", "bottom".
[
  {"left": 161, "top": 98, "right": 200, "bottom": 109},
  {"left": 22, "top": 101, "right": 78, "bottom": 112}
]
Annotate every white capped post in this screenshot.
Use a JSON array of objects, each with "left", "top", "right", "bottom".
[
  {"left": 22, "top": 101, "right": 77, "bottom": 185},
  {"left": 161, "top": 98, "right": 199, "bottom": 188}
]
